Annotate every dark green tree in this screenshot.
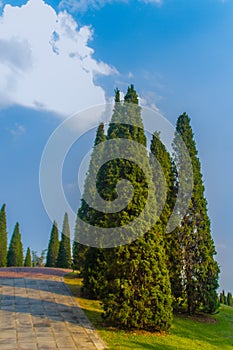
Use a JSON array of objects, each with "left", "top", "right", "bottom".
[
  {"left": 0, "top": 204, "right": 7, "bottom": 267},
  {"left": 7, "top": 222, "right": 23, "bottom": 267},
  {"left": 57, "top": 213, "right": 72, "bottom": 268},
  {"left": 150, "top": 133, "right": 183, "bottom": 308},
  {"left": 227, "top": 292, "right": 233, "bottom": 307},
  {"left": 45, "top": 221, "right": 59, "bottom": 267},
  {"left": 73, "top": 122, "right": 106, "bottom": 276},
  {"left": 174, "top": 113, "right": 219, "bottom": 315},
  {"left": 24, "top": 247, "right": 32, "bottom": 267},
  {"left": 95, "top": 86, "right": 173, "bottom": 331}
]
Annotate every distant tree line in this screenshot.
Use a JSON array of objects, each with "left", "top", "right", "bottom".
[
  {"left": 0, "top": 204, "right": 31, "bottom": 267},
  {"left": 219, "top": 290, "right": 233, "bottom": 307},
  {"left": 0, "top": 205, "right": 71, "bottom": 269}
]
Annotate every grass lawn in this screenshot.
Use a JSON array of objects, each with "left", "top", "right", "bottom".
[{"left": 64, "top": 273, "right": 233, "bottom": 349}]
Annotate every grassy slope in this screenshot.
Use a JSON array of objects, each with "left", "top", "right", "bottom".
[{"left": 64, "top": 273, "right": 233, "bottom": 350}]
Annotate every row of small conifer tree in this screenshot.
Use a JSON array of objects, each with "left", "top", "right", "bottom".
[
  {"left": 0, "top": 204, "right": 31, "bottom": 267},
  {"left": 0, "top": 205, "right": 72, "bottom": 269},
  {"left": 45, "top": 213, "right": 72, "bottom": 269},
  {"left": 219, "top": 290, "right": 233, "bottom": 307}
]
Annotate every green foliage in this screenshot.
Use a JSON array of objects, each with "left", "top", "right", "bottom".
[
  {"left": 45, "top": 221, "right": 59, "bottom": 267},
  {"left": 57, "top": 213, "right": 72, "bottom": 268},
  {"left": 7, "top": 222, "right": 23, "bottom": 267},
  {"left": 220, "top": 290, "right": 226, "bottom": 305},
  {"left": 220, "top": 291, "right": 233, "bottom": 307},
  {"left": 227, "top": 292, "right": 233, "bottom": 307},
  {"left": 174, "top": 113, "right": 219, "bottom": 315},
  {"left": 24, "top": 247, "right": 32, "bottom": 267},
  {"left": 0, "top": 204, "right": 7, "bottom": 267},
  {"left": 31, "top": 249, "right": 47, "bottom": 267},
  {"left": 150, "top": 133, "right": 183, "bottom": 308},
  {"left": 92, "top": 86, "right": 172, "bottom": 331},
  {"left": 73, "top": 122, "right": 106, "bottom": 279}
]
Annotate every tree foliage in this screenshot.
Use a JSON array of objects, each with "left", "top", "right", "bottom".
[
  {"left": 174, "top": 113, "right": 219, "bottom": 314},
  {"left": 24, "top": 247, "right": 32, "bottom": 267},
  {"left": 80, "top": 85, "right": 173, "bottom": 331},
  {"left": 0, "top": 204, "right": 7, "bottom": 267},
  {"left": 219, "top": 290, "right": 233, "bottom": 307},
  {"left": 72, "top": 88, "right": 220, "bottom": 330},
  {"left": 57, "top": 213, "right": 72, "bottom": 268},
  {"left": 73, "top": 122, "right": 106, "bottom": 276},
  {"left": 46, "top": 221, "right": 59, "bottom": 267},
  {"left": 7, "top": 222, "right": 23, "bottom": 267},
  {"left": 150, "top": 133, "right": 183, "bottom": 308}
]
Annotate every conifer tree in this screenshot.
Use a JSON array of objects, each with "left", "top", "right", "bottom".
[
  {"left": 74, "top": 122, "right": 107, "bottom": 296},
  {"left": 174, "top": 113, "right": 219, "bottom": 314},
  {"left": 0, "top": 204, "right": 7, "bottom": 267},
  {"left": 227, "top": 292, "right": 233, "bottom": 307},
  {"left": 150, "top": 133, "right": 183, "bottom": 307},
  {"left": 45, "top": 221, "right": 59, "bottom": 267},
  {"left": 96, "top": 86, "right": 173, "bottom": 331},
  {"left": 57, "top": 213, "right": 72, "bottom": 268},
  {"left": 73, "top": 122, "right": 106, "bottom": 276},
  {"left": 219, "top": 290, "right": 227, "bottom": 305},
  {"left": 24, "top": 247, "right": 32, "bottom": 267},
  {"left": 7, "top": 222, "right": 23, "bottom": 267}
]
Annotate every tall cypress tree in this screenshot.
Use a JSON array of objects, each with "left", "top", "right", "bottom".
[
  {"left": 45, "top": 221, "right": 59, "bottom": 267},
  {"left": 57, "top": 213, "right": 72, "bottom": 268},
  {"left": 227, "top": 292, "right": 233, "bottom": 307},
  {"left": 7, "top": 222, "right": 23, "bottom": 267},
  {"left": 219, "top": 290, "right": 227, "bottom": 305},
  {"left": 97, "top": 86, "right": 173, "bottom": 331},
  {"left": 150, "top": 133, "right": 183, "bottom": 307},
  {"left": 174, "top": 113, "right": 219, "bottom": 314},
  {"left": 73, "top": 122, "right": 106, "bottom": 276},
  {"left": 0, "top": 204, "right": 7, "bottom": 267},
  {"left": 24, "top": 247, "right": 32, "bottom": 267},
  {"left": 75, "top": 123, "right": 108, "bottom": 297}
]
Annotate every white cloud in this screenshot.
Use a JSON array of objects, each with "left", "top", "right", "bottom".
[
  {"left": 9, "top": 123, "right": 26, "bottom": 136},
  {"left": 59, "top": 0, "right": 126, "bottom": 13},
  {"left": 0, "top": 0, "right": 117, "bottom": 117},
  {"left": 140, "top": 0, "right": 162, "bottom": 3},
  {"left": 59, "top": 0, "right": 162, "bottom": 13}
]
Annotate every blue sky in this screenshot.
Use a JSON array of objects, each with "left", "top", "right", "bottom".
[{"left": 0, "top": 0, "right": 233, "bottom": 291}]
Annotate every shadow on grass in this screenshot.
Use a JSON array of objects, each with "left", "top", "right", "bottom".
[
  {"left": 131, "top": 342, "right": 175, "bottom": 350},
  {"left": 65, "top": 275, "right": 233, "bottom": 349}
]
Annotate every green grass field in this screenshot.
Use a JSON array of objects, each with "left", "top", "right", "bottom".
[{"left": 64, "top": 273, "right": 233, "bottom": 350}]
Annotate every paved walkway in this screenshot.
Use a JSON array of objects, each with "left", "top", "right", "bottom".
[{"left": 0, "top": 268, "right": 107, "bottom": 350}]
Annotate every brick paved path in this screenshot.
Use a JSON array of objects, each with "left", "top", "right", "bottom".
[{"left": 0, "top": 268, "right": 107, "bottom": 350}]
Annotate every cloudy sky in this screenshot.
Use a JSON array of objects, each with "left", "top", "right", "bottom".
[{"left": 0, "top": 0, "right": 233, "bottom": 291}]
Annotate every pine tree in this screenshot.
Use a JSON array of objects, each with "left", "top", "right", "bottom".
[
  {"left": 96, "top": 86, "right": 173, "bottom": 331},
  {"left": 24, "top": 247, "right": 32, "bottom": 267},
  {"left": 219, "top": 290, "right": 227, "bottom": 305},
  {"left": 7, "top": 222, "right": 23, "bottom": 267},
  {"left": 45, "top": 221, "right": 59, "bottom": 267},
  {"left": 150, "top": 133, "right": 183, "bottom": 308},
  {"left": 0, "top": 204, "right": 7, "bottom": 267},
  {"left": 57, "top": 213, "right": 72, "bottom": 268},
  {"left": 174, "top": 113, "right": 219, "bottom": 315},
  {"left": 227, "top": 292, "right": 233, "bottom": 307},
  {"left": 73, "top": 122, "right": 106, "bottom": 277}
]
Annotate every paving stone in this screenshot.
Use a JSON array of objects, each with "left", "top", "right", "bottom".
[
  {"left": 0, "top": 272, "right": 107, "bottom": 350},
  {"left": 18, "top": 344, "right": 38, "bottom": 350}
]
